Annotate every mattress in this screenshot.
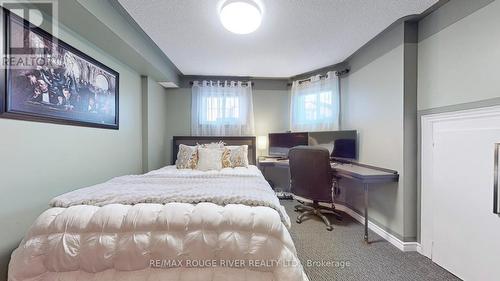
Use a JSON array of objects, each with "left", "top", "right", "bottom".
[{"left": 8, "top": 165, "right": 308, "bottom": 281}]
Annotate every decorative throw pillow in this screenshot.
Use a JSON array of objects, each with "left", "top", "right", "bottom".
[
  {"left": 222, "top": 148, "right": 232, "bottom": 168},
  {"left": 197, "top": 147, "right": 224, "bottom": 171},
  {"left": 175, "top": 144, "right": 198, "bottom": 169},
  {"left": 223, "top": 145, "right": 249, "bottom": 168}
]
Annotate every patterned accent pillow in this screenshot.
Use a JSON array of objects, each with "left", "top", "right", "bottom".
[
  {"left": 222, "top": 148, "right": 232, "bottom": 168},
  {"left": 223, "top": 145, "right": 249, "bottom": 168},
  {"left": 175, "top": 144, "right": 198, "bottom": 169}
]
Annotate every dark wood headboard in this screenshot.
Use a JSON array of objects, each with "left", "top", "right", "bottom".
[{"left": 172, "top": 136, "right": 257, "bottom": 165}]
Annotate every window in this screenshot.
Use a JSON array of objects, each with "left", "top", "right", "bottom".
[
  {"left": 291, "top": 72, "right": 339, "bottom": 132},
  {"left": 300, "top": 91, "right": 333, "bottom": 124},
  {"left": 191, "top": 81, "right": 255, "bottom": 136},
  {"left": 203, "top": 96, "right": 240, "bottom": 124}
]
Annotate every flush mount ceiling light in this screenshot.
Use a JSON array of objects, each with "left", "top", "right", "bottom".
[{"left": 219, "top": 0, "right": 262, "bottom": 34}]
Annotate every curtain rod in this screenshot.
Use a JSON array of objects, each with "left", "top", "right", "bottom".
[
  {"left": 292, "top": 69, "right": 350, "bottom": 85},
  {"left": 189, "top": 81, "right": 255, "bottom": 86},
  {"left": 188, "top": 69, "right": 350, "bottom": 87},
  {"left": 285, "top": 69, "right": 351, "bottom": 86}
]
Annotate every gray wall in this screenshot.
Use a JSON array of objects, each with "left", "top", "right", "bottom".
[
  {"left": 418, "top": 0, "right": 500, "bottom": 111},
  {"left": 253, "top": 89, "right": 291, "bottom": 190},
  {"left": 340, "top": 24, "right": 406, "bottom": 240},
  {"left": 253, "top": 89, "right": 290, "bottom": 144},
  {"left": 164, "top": 88, "right": 192, "bottom": 162},
  {"left": 142, "top": 77, "right": 169, "bottom": 172},
  {"left": 339, "top": 22, "right": 418, "bottom": 241}
]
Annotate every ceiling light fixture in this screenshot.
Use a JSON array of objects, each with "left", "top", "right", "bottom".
[{"left": 219, "top": 0, "right": 262, "bottom": 34}]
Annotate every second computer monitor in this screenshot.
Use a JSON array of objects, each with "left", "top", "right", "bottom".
[
  {"left": 308, "top": 130, "right": 357, "bottom": 160},
  {"left": 268, "top": 132, "right": 309, "bottom": 157},
  {"left": 268, "top": 130, "right": 357, "bottom": 159}
]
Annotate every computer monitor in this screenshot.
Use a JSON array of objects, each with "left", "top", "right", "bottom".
[
  {"left": 268, "top": 132, "right": 309, "bottom": 157},
  {"left": 308, "top": 130, "right": 357, "bottom": 160}
]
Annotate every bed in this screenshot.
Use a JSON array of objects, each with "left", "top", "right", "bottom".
[{"left": 8, "top": 136, "right": 308, "bottom": 281}]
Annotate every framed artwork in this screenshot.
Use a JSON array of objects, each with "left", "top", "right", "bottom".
[{"left": 0, "top": 9, "right": 119, "bottom": 129}]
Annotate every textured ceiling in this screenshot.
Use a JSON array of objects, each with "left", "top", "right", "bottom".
[{"left": 118, "top": 0, "right": 438, "bottom": 78}]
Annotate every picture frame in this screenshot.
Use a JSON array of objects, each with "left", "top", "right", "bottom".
[{"left": 0, "top": 9, "right": 119, "bottom": 129}]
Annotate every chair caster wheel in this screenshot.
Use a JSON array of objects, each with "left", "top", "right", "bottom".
[
  {"left": 326, "top": 226, "right": 333, "bottom": 231},
  {"left": 296, "top": 219, "right": 302, "bottom": 224}
]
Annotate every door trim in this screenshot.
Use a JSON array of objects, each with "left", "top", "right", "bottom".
[{"left": 420, "top": 105, "right": 500, "bottom": 259}]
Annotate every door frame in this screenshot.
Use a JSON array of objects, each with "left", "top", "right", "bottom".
[{"left": 420, "top": 105, "right": 500, "bottom": 259}]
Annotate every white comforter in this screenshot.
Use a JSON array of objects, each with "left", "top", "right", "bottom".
[{"left": 9, "top": 166, "right": 308, "bottom": 281}]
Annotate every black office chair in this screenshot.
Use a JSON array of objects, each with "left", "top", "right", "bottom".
[{"left": 289, "top": 146, "right": 342, "bottom": 231}]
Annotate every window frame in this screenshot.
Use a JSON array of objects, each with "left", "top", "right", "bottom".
[
  {"left": 295, "top": 90, "right": 335, "bottom": 125},
  {"left": 200, "top": 95, "right": 242, "bottom": 125}
]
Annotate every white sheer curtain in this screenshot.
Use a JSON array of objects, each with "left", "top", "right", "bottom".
[
  {"left": 191, "top": 80, "right": 255, "bottom": 136},
  {"left": 290, "top": 71, "right": 340, "bottom": 132}
]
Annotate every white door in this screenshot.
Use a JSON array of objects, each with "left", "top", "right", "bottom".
[{"left": 421, "top": 106, "right": 500, "bottom": 281}]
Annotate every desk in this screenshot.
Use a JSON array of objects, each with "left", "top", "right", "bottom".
[
  {"left": 258, "top": 158, "right": 292, "bottom": 192},
  {"left": 258, "top": 157, "right": 399, "bottom": 243},
  {"left": 331, "top": 163, "right": 399, "bottom": 243}
]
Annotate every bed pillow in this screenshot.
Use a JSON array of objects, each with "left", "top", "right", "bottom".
[
  {"left": 222, "top": 145, "right": 249, "bottom": 168},
  {"left": 175, "top": 144, "right": 198, "bottom": 169},
  {"left": 197, "top": 147, "right": 224, "bottom": 171}
]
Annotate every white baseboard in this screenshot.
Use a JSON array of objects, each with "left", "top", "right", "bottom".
[
  {"left": 332, "top": 203, "right": 421, "bottom": 252},
  {"left": 416, "top": 243, "right": 424, "bottom": 255}
]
